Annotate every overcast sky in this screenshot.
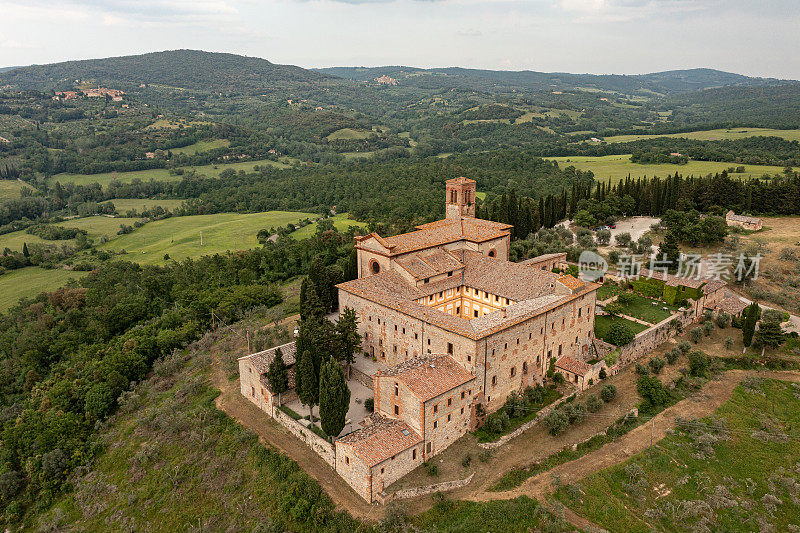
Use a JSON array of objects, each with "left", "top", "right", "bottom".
[{"left": 2, "top": 0, "right": 799, "bottom": 79}]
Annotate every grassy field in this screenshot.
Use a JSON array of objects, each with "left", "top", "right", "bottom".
[
  {"left": 288, "top": 213, "right": 367, "bottom": 240},
  {"left": 548, "top": 154, "right": 789, "bottom": 184},
  {"left": 59, "top": 215, "right": 145, "bottom": 240},
  {"left": 594, "top": 314, "right": 649, "bottom": 344},
  {"left": 603, "top": 127, "right": 800, "bottom": 143},
  {"left": 326, "top": 128, "right": 373, "bottom": 140},
  {"left": 616, "top": 293, "right": 678, "bottom": 324},
  {"left": 98, "top": 211, "right": 316, "bottom": 265},
  {"left": 555, "top": 378, "right": 800, "bottom": 532},
  {"left": 0, "top": 267, "right": 88, "bottom": 311},
  {"left": 0, "top": 179, "right": 34, "bottom": 200},
  {"left": 110, "top": 198, "right": 186, "bottom": 213},
  {"left": 48, "top": 158, "right": 290, "bottom": 187},
  {"left": 169, "top": 139, "right": 230, "bottom": 155}
]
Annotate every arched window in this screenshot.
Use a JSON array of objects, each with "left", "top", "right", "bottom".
[
  {"left": 370, "top": 260, "right": 381, "bottom": 275},
  {"left": 488, "top": 249, "right": 496, "bottom": 258}
]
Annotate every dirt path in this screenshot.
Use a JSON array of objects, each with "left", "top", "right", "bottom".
[
  {"left": 471, "top": 369, "right": 800, "bottom": 503},
  {"left": 209, "top": 354, "right": 383, "bottom": 521}
]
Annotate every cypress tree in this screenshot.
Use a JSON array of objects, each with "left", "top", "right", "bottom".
[
  {"left": 755, "top": 313, "right": 785, "bottom": 356},
  {"left": 266, "top": 348, "right": 289, "bottom": 407},
  {"left": 319, "top": 359, "right": 350, "bottom": 439},
  {"left": 741, "top": 302, "right": 761, "bottom": 349},
  {"left": 335, "top": 306, "right": 361, "bottom": 378},
  {"left": 295, "top": 349, "right": 319, "bottom": 426}
]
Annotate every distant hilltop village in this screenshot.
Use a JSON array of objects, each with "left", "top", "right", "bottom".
[
  {"left": 240, "top": 177, "right": 601, "bottom": 502},
  {"left": 52, "top": 87, "right": 125, "bottom": 101}
]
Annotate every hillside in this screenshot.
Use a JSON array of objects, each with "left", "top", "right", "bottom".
[
  {"left": 315, "top": 65, "right": 792, "bottom": 95},
  {"left": 0, "top": 49, "right": 332, "bottom": 93}
]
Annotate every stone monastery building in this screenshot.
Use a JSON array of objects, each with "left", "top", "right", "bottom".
[{"left": 240, "top": 177, "right": 599, "bottom": 503}]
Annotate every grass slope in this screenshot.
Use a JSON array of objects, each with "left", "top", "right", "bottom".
[
  {"left": 547, "top": 154, "right": 789, "bottom": 184},
  {"left": 48, "top": 158, "right": 290, "bottom": 187},
  {"left": 555, "top": 378, "right": 800, "bottom": 532},
  {"left": 603, "top": 127, "right": 800, "bottom": 143},
  {"left": 98, "top": 211, "right": 316, "bottom": 265},
  {"left": 288, "top": 214, "right": 367, "bottom": 240},
  {"left": 0, "top": 267, "right": 88, "bottom": 311},
  {"left": 0, "top": 179, "right": 33, "bottom": 200},
  {"left": 169, "top": 139, "right": 230, "bottom": 155}
]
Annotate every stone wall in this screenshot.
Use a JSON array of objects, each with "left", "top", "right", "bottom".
[
  {"left": 618, "top": 309, "right": 695, "bottom": 364},
  {"left": 273, "top": 408, "right": 336, "bottom": 467},
  {"left": 380, "top": 473, "right": 475, "bottom": 503}
]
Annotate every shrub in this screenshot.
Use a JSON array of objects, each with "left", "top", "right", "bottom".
[
  {"left": 607, "top": 321, "right": 635, "bottom": 345},
  {"left": 678, "top": 341, "right": 691, "bottom": 354},
  {"left": 688, "top": 350, "right": 711, "bottom": 377},
  {"left": 485, "top": 411, "right": 510, "bottom": 434},
  {"left": 565, "top": 402, "right": 588, "bottom": 424},
  {"left": 690, "top": 327, "right": 703, "bottom": 343},
  {"left": 461, "top": 454, "right": 472, "bottom": 468},
  {"left": 617, "top": 292, "right": 636, "bottom": 306},
  {"left": 586, "top": 394, "right": 603, "bottom": 413},
  {"left": 601, "top": 384, "right": 617, "bottom": 402},
  {"left": 665, "top": 348, "right": 680, "bottom": 365},
  {"left": 478, "top": 450, "right": 492, "bottom": 463},
  {"left": 637, "top": 375, "right": 671, "bottom": 412},
  {"left": 598, "top": 368, "right": 607, "bottom": 380},
  {"left": 703, "top": 321, "right": 715, "bottom": 337},
  {"left": 731, "top": 315, "right": 742, "bottom": 329},
  {"left": 716, "top": 312, "right": 731, "bottom": 329},
  {"left": 648, "top": 356, "right": 666, "bottom": 375},
  {"left": 553, "top": 372, "right": 565, "bottom": 385},
  {"left": 364, "top": 398, "right": 374, "bottom": 412},
  {"left": 635, "top": 362, "right": 650, "bottom": 375},
  {"left": 424, "top": 461, "right": 439, "bottom": 477},
  {"left": 543, "top": 409, "right": 570, "bottom": 436},
  {"left": 724, "top": 336, "right": 734, "bottom": 350}
]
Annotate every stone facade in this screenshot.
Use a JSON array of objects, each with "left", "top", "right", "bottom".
[{"left": 726, "top": 210, "right": 762, "bottom": 231}]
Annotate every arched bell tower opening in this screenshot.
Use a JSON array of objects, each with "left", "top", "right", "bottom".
[{"left": 445, "top": 177, "right": 476, "bottom": 219}]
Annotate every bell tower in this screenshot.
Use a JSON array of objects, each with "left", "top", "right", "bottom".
[{"left": 445, "top": 177, "right": 476, "bottom": 219}]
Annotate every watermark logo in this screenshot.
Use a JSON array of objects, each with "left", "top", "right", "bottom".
[{"left": 578, "top": 250, "right": 608, "bottom": 282}]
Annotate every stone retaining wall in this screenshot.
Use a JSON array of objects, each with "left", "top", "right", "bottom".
[
  {"left": 618, "top": 309, "right": 695, "bottom": 365},
  {"left": 274, "top": 408, "right": 336, "bottom": 467},
  {"left": 380, "top": 473, "right": 475, "bottom": 503}
]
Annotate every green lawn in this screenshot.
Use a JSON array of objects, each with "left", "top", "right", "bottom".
[
  {"left": 596, "top": 283, "right": 621, "bottom": 301},
  {"left": 288, "top": 214, "right": 367, "bottom": 240},
  {"left": 48, "top": 158, "right": 291, "bottom": 187},
  {"left": 0, "top": 179, "right": 34, "bottom": 200},
  {"left": 110, "top": 198, "right": 186, "bottom": 214},
  {"left": 58, "top": 215, "right": 145, "bottom": 241},
  {"left": 603, "top": 127, "right": 800, "bottom": 143},
  {"left": 169, "top": 139, "right": 230, "bottom": 155},
  {"left": 547, "top": 154, "right": 789, "bottom": 184},
  {"left": 555, "top": 378, "right": 800, "bottom": 532},
  {"left": 0, "top": 230, "right": 69, "bottom": 252},
  {"left": 616, "top": 294, "right": 677, "bottom": 324},
  {"left": 0, "top": 267, "right": 88, "bottom": 311},
  {"left": 326, "top": 128, "right": 373, "bottom": 140},
  {"left": 98, "top": 211, "right": 316, "bottom": 265},
  {"left": 594, "top": 315, "right": 648, "bottom": 344}
]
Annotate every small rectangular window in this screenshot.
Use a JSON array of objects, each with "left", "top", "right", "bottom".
[
  {"left": 345, "top": 456, "right": 350, "bottom": 465},
  {"left": 447, "top": 397, "right": 452, "bottom": 406},
  {"left": 394, "top": 405, "right": 399, "bottom": 415},
  {"left": 433, "top": 404, "right": 438, "bottom": 413},
  {"left": 412, "top": 449, "right": 417, "bottom": 460},
  {"left": 433, "top": 421, "right": 438, "bottom": 429},
  {"left": 447, "top": 342, "right": 453, "bottom": 354},
  {"left": 447, "top": 414, "right": 451, "bottom": 422}
]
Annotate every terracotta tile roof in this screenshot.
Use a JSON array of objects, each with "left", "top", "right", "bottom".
[
  {"left": 396, "top": 248, "right": 464, "bottom": 280},
  {"left": 446, "top": 177, "right": 476, "bottom": 185},
  {"left": 337, "top": 255, "right": 599, "bottom": 340},
  {"left": 520, "top": 252, "right": 567, "bottom": 265},
  {"left": 557, "top": 274, "right": 585, "bottom": 292},
  {"left": 377, "top": 216, "right": 511, "bottom": 255},
  {"left": 337, "top": 414, "right": 422, "bottom": 467},
  {"left": 555, "top": 355, "right": 592, "bottom": 375},
  {"left": 715, "top": 296, "right": 748, "bottom": 315},
  {"left": 237, "top": 341, "right": 296, "bottom": 373},
  {"left": 380, "top": 355, "right": 475, "bottom": 402}
]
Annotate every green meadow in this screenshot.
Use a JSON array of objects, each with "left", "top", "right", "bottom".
[
  {"left": 555, "top": 378, "right": 800, "bottom": 532},
  {"left": 602, "top": 127, "right": 800, "bottom": 143},
  {"left": 548, "top": 154, "right": 789, "bottom": 184},
  {"left": 288, "top": 213, "right": 367, "bottom": 240},
  {"left": 326, "top": 128, "right": 374, "bottom": 140},
  {"left": 169, "top": 139, "right": 230, "bottom": 155},
  {"left": 0, "top": 267, "right": 88, "bottom": 311},
  {"left": 0, "top": 179, "right": 34, "bottom": 200},
  {"left": 98, "top": 210, "right": 316, "bottom": 265},
  {"left": 48, "top": 158, "right": 291, "bottom": 187}
]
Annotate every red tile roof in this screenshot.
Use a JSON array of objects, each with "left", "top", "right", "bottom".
[
  {"left": 380, "top": 355, "right": 475, "bottom": 402},
  {"left": 715, "top": 296, "right": 748, "bottom": 315},
  {"left": 367, "top": 216, "right": 511, "bottom": 256},
  {"left": 555, "top": 355, "right": 592, "bottom": 375},
  {"left": 396, "top": 248, "right": 464, "bottom": 280},
  {"left": 337, "top": 415, "right": 422, "bottom": 467}
]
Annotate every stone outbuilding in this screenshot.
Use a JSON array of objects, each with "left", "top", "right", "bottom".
[{"left": 726, "top": 210, "right": 762, "bottom": 231}]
